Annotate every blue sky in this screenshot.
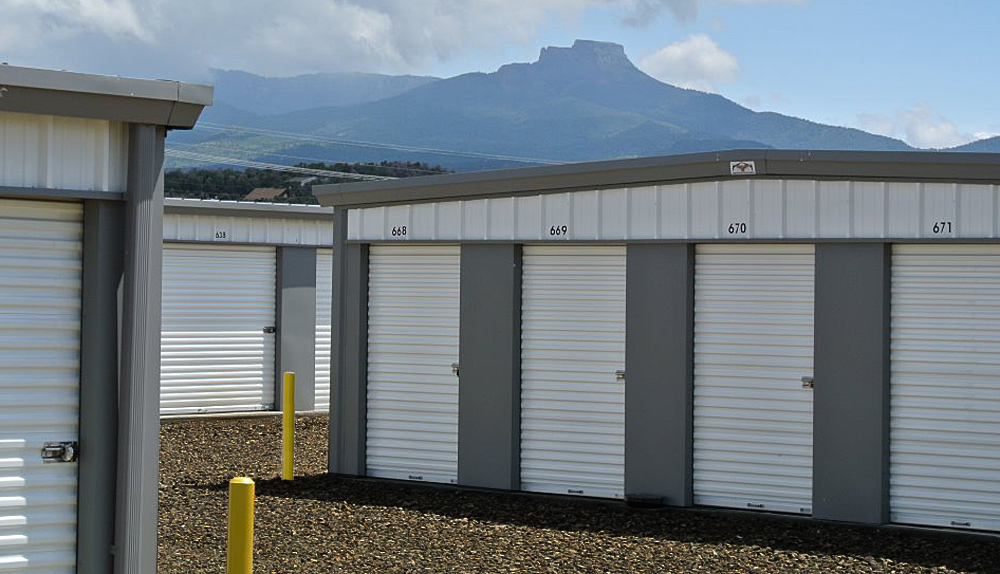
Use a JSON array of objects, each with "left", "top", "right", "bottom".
[{"left": 1, "top": 0, "right": 995, "bottom": 148}]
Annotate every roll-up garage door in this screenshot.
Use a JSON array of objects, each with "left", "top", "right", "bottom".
[
  {"left": 315, "top": 249, "right": 333, "bottom": 411},
  {"left": 520, "top": 245, "right": 626, "bottom": 499},
  {"left": 161, "top": 244, "right": 277, "bottom": 414},
  {"left": 693, "top": 244, "right": 814, "bottom": 514},
  {"left": 366, "top": 245, "right": 460, "bottom": 483},
  {"left": 0, "top": 199, "right": 82, "bottom": 573},
  {"left": 891, "top": 244, "right": 1000, "bottom": 531}
]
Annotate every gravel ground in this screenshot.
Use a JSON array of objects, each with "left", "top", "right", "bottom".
[{"left": 159, "top": 416, "right": 1000, "bottom": 573}]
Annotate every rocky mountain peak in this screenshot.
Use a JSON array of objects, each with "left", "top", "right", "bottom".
[{"left": 536, "top": 40, "right": 638, "bottom": 75}]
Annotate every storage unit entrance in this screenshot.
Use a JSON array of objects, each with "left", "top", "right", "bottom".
[
  {"left": 0, "top": 199, "right": 83, "bottom": 572},
  {"left": 366, "top": 244, "right": 460, "bottom": 483},
  {"left": 693, "top": 244, "right": 814, "bottom": 514},
  {"left": 890, "top": 244, "right": 1000, "bottom": 531},
  {"left": 520, "top": 245, "right": 626, "bottom": 499},
  {"left": 317, "top": 150, "right": 1000, "bottom": 533},
  {"left": 161, "top": 244, "right": 277, "bottom": 414}
]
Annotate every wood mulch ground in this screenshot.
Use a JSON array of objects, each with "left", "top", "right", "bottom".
[{"left": 159, "top": 416, "right": 1000, "bottom": 573}]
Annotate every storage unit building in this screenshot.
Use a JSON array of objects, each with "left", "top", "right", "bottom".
[
  {"left": 316, "top": 150, "right": 1000, "bottom": 533},
  {"left": 0, "top": 65, "right": 210, "bottom": 572},
  {"left": 161, "top": 199, "right": 334, "bottom": 414}
]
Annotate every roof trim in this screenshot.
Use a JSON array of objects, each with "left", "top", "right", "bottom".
[
  {"left": 313, "top": 149, "right": 1000, "bottom": 208},
  {"left": 164, "top": 198, "right": 334, "bottom": 221},
  {"left": 0, "top": 65, "right": 212, "bottom": 128}
]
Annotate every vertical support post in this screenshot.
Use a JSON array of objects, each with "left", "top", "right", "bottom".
[
  {"left": 115, "top": 123, "right": 164, "bottom": 574},
  {"left": 329, "top": 207, "right": 369, "bottom": 475},
  {"left": 458, "top": 244, "right": 522, "bottom": 490},
  {"left": 282, "top": 372, "right": 295, "bottom": 480},
  {"left": 625, "top": 243, "right": 695, "bottom": 506},
  {"left": 276, "top": 247, "right": 317, "bottom": 412},
  {"left": 227, "top": 477, "right": 255, "bottom": 574},
  {"left": 78, "top": 200, "right": 124, "bottom": 574},
  {"left": 813, "top": 243, "right": 891, "bottom": 524}
]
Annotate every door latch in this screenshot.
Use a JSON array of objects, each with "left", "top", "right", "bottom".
[
  {"left": 41, "top": 441, "right": 78, "bottom": 463},
  {"left": 801, "top": 376, "right": 815, "bottom": 389},
  {"left": 615, "top": 369, "right": 626, "bottom": 382},
  {"left": 263, "top": 326, "right": 276, "bottom": 334},
  {"left": 451, "top": 362, "right": 460, "bottom": 376}
]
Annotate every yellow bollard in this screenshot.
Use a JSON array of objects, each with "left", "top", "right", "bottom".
[
  {"left": 282, "top": 371, "right": 295, "bottom": 480},
  {"left": 227, "top": 477, "right": 254, "bottom": 574}
]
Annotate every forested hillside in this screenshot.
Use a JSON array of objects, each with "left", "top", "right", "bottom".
[{"left": 165, "top": 161, "right": 447, "bottom": 204}]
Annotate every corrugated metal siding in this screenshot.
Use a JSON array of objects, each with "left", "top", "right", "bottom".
[
  {"left": 161, "top": 244, "right": 277, "bottom": 414},
  {"left": 693, "top": 244, "right": 814, "bottom": 514},
  {"left": 315, "top": 249, "right": 333, "bottom": 411},
  {"left": 520, "top": 245, "right": 626, "bottom": 499},
  {"left": 366, "top": 245, "right": 460, "bottom": 483},
  {"left": 890, "top": 244, "right": 1000, "bottom": 531},
  {"left": 0, "top": 199, "right": 82, "bottom": 573},
  {"left": 0, "top": 111, "right": 127, "bottom": 192},
  {"left": 163, "top": 213, "right": 334, "bottom": 246},
  {"left": 348, "top": 181, "right": 1000, "bottom": 242}
]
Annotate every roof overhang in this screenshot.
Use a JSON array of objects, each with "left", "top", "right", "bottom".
[
  {"left": 164, "top": 198, "right": 334, "bottom": 220},
  {"left": 0, "top": 64, "right": 212, "bottom": 129},
  {"left": 314, "top": 149, "right": 1000, "bottom": 209}
]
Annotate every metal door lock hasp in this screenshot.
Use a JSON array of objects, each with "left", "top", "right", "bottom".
[{"left": 41, "top": 441, "right": 78, "bottom": 463}]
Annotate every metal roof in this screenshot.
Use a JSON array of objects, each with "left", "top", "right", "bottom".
[
  {"left": 0, "top": 64, "right": 212, "bottom": 128},
  {"left": 164, "top": 197, "right": 334, "bottom": 220},
  {"left": 313, "top": 149, "right": 1000, "bottom": 209}
]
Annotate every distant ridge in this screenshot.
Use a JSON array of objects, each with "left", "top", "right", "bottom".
[{"left": 172, "top": 40, "right": 914, "bottom": 171}]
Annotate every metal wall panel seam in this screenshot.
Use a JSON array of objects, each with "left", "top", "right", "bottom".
[{"left": 348, "top": 180, "right": 1000, "bottom": 242}]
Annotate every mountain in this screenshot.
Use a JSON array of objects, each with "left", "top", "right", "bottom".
[
  {"left": 950, "top": 136, "right": 1000, "bottom": 152},
  {"left": 207, "top": 69, "right": 440, "bottom": 115},
  {"left": 170, "top": 40, "right": 913, "bottom": 171}
]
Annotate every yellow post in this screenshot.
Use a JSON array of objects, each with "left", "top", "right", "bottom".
[
  {"left": 282, "top": 371, "right": 295, "bottom": 480},
  {"left": 227, "top": 477, "right": 254, "bottom": 574}
]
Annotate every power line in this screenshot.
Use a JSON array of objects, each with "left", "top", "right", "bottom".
[
  {"left": 165, "top": 149, "right": 397, "bottom": 181},
  {"left": 194, "top": 121, "right": 566, "bottom": 166}
]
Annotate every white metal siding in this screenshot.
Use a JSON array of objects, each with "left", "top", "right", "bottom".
[
  {"left": 315, "top": 249, "right": 333, "bottom": 411},
  {"left": 0, "top": 199, "right": 82, "bottom": 573},
  {"left": 349, "top": 181, "right": 1000, "bottom": 242},
  {"left": 366, "top": 245, "right": 460, "bottom": 483},
  {"left": 891, "top": 244, "right": 1000, "bottom": 531},
  {"left": 520, "top": 245, "right": 626, "bottom": 499},
  {"left": 161, "top": 244, "right": 277, "bottom": 414},
  {"left": 0, "top": 111, "right": 127, "bottom": 192},
  {"left": 163, "top": 212, "right": 335, "bottom": 246},
  {"left": 693, "top": 244, "right": 815, "bottom": 514}
]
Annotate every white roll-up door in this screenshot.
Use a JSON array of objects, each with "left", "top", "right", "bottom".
[
  {"left": 366, "top": 245, "right": 460, "bottom": 483},
  {"left": 520, "top": 245, "right": 626, "bottom": 499},
  {"left": 161, "top": 244, "right": 277, "bottom": 414},
  {"left": 315, "top": 249, "right": 333, "bottom": 411},
  {"left": 891, "top": 244, "right": 1000, "bottom": 532},
  {"left": 0, "top": 199, "right": 82, "bottom": 573},
  {"left": 693, "top": 244, "right": 815, "bottom": 514}
]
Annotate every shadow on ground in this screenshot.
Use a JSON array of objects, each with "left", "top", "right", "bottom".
[{"left": 184, "top": 472, "right": 1000, "bottom": 574}]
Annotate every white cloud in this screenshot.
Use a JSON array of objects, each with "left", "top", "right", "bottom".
[
  {"left": 0, "top": 0, "right": 804, "bottom": 78},
  {"left": 638, "top": 34, "right": 738, "bottom": 92},
  {"left": 857, "top": 104, "right": 978, "bottom": 149}
]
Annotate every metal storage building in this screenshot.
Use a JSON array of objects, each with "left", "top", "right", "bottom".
[
  {"left": 0, "top": 66, "right": 209, "bottom": 572},
  {"left": 316, "top": 149, "right": 1000, "bottom": 532},
  {"left": 160, "top": 199, "right": 334, "bottom": 414}
]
